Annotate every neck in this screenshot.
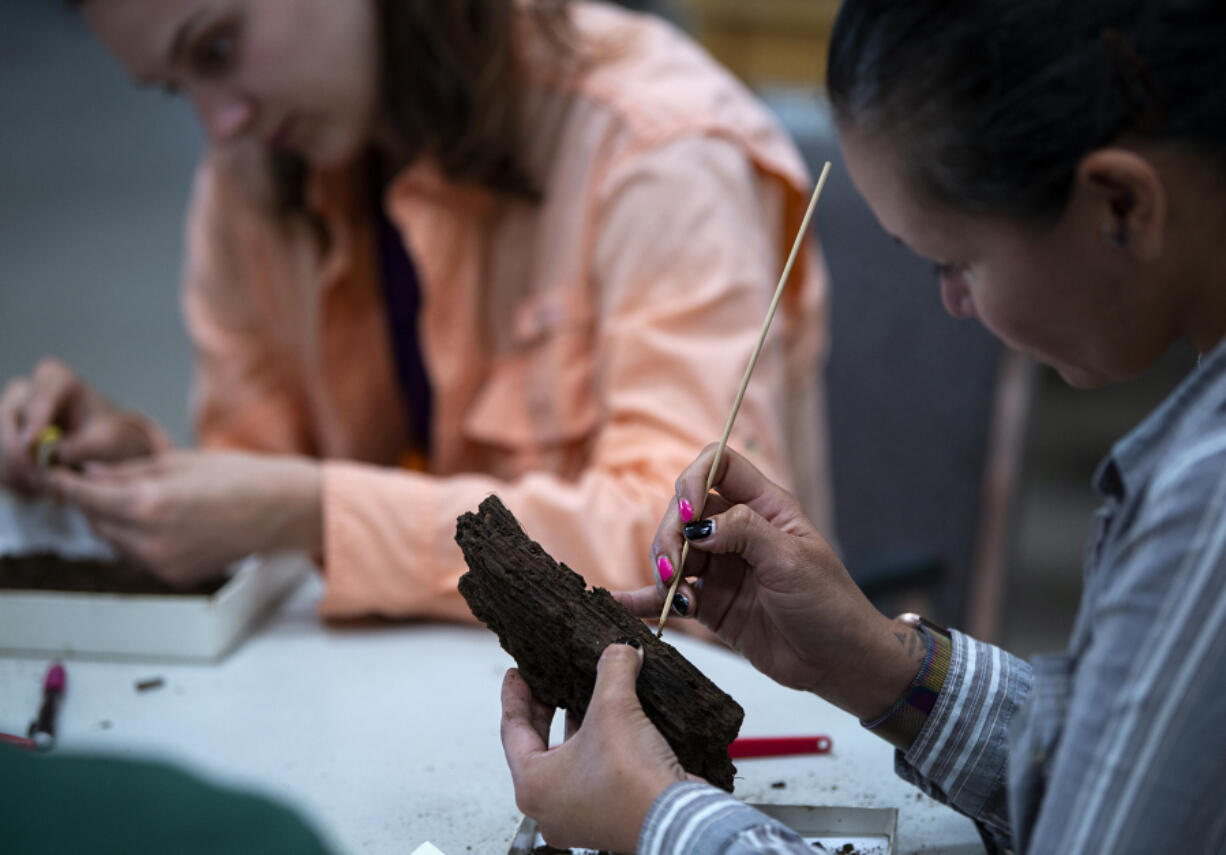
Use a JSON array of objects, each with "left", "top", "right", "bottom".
[
  {"left": 1156, "top": 155, "right": 1226, "bottom": 357},
  {"left": 1175, "top": 216, "right": 1226, "bottom": 358}
]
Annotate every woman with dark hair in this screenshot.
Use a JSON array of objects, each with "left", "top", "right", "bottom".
[
  {"left": 0, "top": 0, "right": 831, "bottom": 621},
  {"left": 499, "top": 1, "right": 1226, "bottom": 852}
]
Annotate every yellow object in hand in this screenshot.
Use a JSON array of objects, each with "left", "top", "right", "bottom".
[{"left": 33, "top": 425, "right": 62, "bottom": 470}]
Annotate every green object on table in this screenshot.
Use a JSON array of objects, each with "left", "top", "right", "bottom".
[{"left": 0, "top": 746, "right": 334, "bottom": 854}]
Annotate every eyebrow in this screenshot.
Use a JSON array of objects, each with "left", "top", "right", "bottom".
[{"left": 168, "top": 8, "right": 207, "bottom": 68}]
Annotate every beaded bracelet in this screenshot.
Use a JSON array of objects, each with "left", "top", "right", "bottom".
[{"left": 861, "top": 617, "right": 953, "bottom": 751}]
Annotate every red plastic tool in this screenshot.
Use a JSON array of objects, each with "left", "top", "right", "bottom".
[{"left": 728, "top": 735, "right": 833, "bottom": 758}]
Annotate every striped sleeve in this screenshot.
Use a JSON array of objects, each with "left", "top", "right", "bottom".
[
  {"left": 637, "top": 782, "right": 811, "bottom": 855},
  {"left": 894, "top": 630, "right": 1034, "bottom": 843}
]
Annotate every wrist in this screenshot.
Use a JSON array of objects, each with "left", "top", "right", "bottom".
[
  {"left": 861, "top": 616, "right": 952, "bottom": 751},
  {"left": 275, "top": 458, "right": 323, "bottom": 554},
  {"left": 826, "top": 612, "right": 934, "bottom": 721}
]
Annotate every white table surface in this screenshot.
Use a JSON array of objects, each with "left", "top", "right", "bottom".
[{"left": 0, "top": 574, "right": 982, "bottom": 854}]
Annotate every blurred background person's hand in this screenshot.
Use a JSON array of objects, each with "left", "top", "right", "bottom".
[{"left": 0, "top": 358, "right": 169, "bottom": 496}]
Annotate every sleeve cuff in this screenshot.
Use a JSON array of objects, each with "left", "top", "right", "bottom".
[
  {"left": 315, "top": 461, "right": 469, "bottom": 621},
  {"left": 896, "top": 631, "right": 1032, "bottom": 828},
  {"left": 638, "top": 781, "right": 805, "bottom": 855}
]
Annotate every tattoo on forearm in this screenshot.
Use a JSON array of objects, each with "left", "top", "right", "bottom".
[{"left": 894, "top": 629, "right": 927, "bottom": 666}]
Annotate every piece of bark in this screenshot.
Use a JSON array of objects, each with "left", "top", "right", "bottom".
[{"left": 456, "top": 495, "right": 743, "bottom": 791}]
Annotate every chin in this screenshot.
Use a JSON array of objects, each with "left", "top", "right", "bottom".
[
  {"left": 1058, "top": 371, "right": 1109, "bottom": 391},
  {"left": 304, "top": 130, "right": 368, "bottom": 170},
  {"left": 1055, "top": 362, "right": 1133, "bottom": 391}
]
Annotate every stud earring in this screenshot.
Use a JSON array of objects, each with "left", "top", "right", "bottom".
[{"left": 1100, "top": 222, "right": 1128, "bottom": 248}]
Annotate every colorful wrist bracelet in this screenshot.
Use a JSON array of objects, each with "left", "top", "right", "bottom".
[{"left": 861, "top": 618, "right": 952, "bottom": 751}]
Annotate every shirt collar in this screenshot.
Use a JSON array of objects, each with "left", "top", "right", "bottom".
[{"left": 1095, "top": 338, "right": 1226, "bottom": 500}]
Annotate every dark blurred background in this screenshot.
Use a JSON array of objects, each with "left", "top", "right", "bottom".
[{"left": 0, "top": 0, "right": 1198, "bottom": 658}]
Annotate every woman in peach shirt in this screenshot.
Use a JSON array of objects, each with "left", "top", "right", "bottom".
[{"left": 0, "top": 0, "right": 831, "bottom": 621}]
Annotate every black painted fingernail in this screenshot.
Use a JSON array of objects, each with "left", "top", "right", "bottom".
[
  {"left": 684, "top": 519, "right": 714, "bottom": 541},
  {"left": 672, "top": 593, "right": 690, "bottom": 617},
  {"left": 616, "top": 636, "right": 641, "bottom": 649}
]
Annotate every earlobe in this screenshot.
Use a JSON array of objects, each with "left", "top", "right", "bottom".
[{"left": 1100, "top": 221, "right": 1128, "bottom": 249}]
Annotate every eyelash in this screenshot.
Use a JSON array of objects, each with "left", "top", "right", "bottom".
[{"left": 190, "top": 23, "right": 239, "bottom": 79}]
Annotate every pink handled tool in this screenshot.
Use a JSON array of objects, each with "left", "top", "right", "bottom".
[{"left": 728, "top": 735, "right": 833, "bottom": 759}]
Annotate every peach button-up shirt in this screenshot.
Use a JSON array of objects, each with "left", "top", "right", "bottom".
[{"left": 181, "top": 3, "right": 832, "bottom": 621}]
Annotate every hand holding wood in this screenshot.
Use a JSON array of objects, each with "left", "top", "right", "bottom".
[{"left": 456, "top": 495, "right": 744, "bottom": 790}]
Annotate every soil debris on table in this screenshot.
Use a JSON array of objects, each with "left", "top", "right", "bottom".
[{"left": 0, "top": 553, "right": 225, "bottom": 596}]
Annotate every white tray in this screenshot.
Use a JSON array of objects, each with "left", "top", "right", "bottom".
[
  {"left": 0, "top": 553, "right": 309, "bottom": 662},
  {"left": 752, "top": 803, "right": 897, "bottom": 854},
  {"left": 508, "top": 803, "right": 896, "bottom": 854}
]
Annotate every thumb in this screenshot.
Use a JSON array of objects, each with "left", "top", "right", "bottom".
[
  {"left": 590, "top": 639, "right": 645, "bottom": 714},
  {"left": 684, "top": 503, "right": 790, "bottom": 568},
  {"left": 57, "top": 418, "right": 149, "bottom": 467}
]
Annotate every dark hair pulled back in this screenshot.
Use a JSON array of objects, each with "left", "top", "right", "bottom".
[{"left": 827, "top": 1, "right": 1226, "bottom": 224}]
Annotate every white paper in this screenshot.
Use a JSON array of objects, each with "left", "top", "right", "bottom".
[
  {"left": 0, "top": 490, "right": 114, "bottom": 559},
  {"left": 410, "top": 844, "right": 449, "bottom": 855}
]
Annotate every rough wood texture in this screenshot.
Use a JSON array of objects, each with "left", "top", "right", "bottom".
[{"left": 456, "top": 495, "right": 743, "bottom": 791}]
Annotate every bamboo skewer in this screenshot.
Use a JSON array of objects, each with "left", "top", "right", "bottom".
[{"left": 656, "top": 161, "right": 832, "bottom": 638}]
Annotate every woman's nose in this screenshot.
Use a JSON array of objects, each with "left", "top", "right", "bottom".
[
  {"left": 940, "top": 276, "right": 977, "bottom": 319},
  {"left": 193, "top": 91, "right": 255, "bottom": 143}
]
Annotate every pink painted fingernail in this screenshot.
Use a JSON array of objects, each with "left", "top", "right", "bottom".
[
  {"left": 678, "top": 498, "right": 694, "bottom": 523},
  {"left": 657, "top": 555, "right": 674, "bottom": 585}
]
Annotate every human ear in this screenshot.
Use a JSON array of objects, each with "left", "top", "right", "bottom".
[{"left": 1077, "top": 148, "right": 1167, "bottom": 262}]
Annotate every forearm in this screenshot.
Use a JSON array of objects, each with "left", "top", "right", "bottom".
[{"left": 316, "top": 458, "right": 675, "bottom": 620}]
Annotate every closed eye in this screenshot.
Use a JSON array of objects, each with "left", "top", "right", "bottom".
[{"left": 189, "top": 20, "right": 240, "bottom": 79}]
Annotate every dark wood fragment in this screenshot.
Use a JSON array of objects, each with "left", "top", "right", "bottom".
[
  {"left": 0, "top": 553, "right": 226, "bottom": 596},
  {"left": 456, "top": 495, "right": 743, "bottom": 791}
]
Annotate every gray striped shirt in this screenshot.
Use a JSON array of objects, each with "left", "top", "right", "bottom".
[{"left": 640, "top": 341, "right": 1226, "bottom": 854}]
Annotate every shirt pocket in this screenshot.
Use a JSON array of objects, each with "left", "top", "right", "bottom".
[
  {"left": 461, "top": 289, "right": 600, "bottom": 450},
  {"left": 1008, "top": 652, "right": 1074, "bottom": 853}
]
